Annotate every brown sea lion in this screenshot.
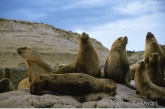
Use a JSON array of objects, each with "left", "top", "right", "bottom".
[
  {"left": 160, "top": 44, "right": 165, "bottom": 54},
  {"left": 130, "top": 59, "right": 144, "bottom": 80},
  {"left": 17, "top": 46, "right": 52, "bottom": 89},
  {"left": 104, "top": 36, "right": 136, "bottom": 90},
  {"left": 30, "top": 73, "right": 117, "bottom": 96},
  {"left": 51, "top": 32, "right": 102, "bottom": 77},
  {"left": 2, "top": 68, "right": 11, "bottom": 81},
  {"left": 130, "top": 62, "right": 138, "bottom": 80},
  {"left": 18, "top": 77, "right": 30, "bottom": 89},
  {"left": 147, "top": 53, "right": 165, "bottom": 87},
  {"left": 0, "top": 78, "right": 15, "bottom": 93},
  {"left": 135, "top": 60, "right": 165, "bottom": 105},
  {"left": 144, "top": 32, "right": 165, "bottom": 77},
  {"left": 130, "top": 44, "right": 165, "bottom": 80}
]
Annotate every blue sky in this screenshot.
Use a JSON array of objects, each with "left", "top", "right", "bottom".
[{"left": 0, "top": 0, "right": 165, "bottom": 51}]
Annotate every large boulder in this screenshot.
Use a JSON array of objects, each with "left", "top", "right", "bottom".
[{"left": 0, "top": 83, "right": 163, "bottom": 108}]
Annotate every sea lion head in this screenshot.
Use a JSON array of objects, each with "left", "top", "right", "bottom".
[
  {"left": 137, "top": 61, "right": 147, "bottom": 73},
  {"left": 103, "top": 79, "right": 117, "bottom": 96},
  {"left": 4, "top": 68, "right": 10, "bottom": 73},
  {"left": 17, "top": 46, "right": 39, "bottom": 61},
  {"left": 149, "top": 53, "right": 160, "bottom": 65},
  {"left": 17, "top": 46, "right": 31, "bottom": 57},
  {"left": 112, "top": 36, "right": 128, "bottom": 50},
  {"left": 78, "top": 32, "right": 89, "bottom": 42},
  {"left": 146, "top": 32, "right": 158, "bottom": 43},
  {"left": 30, "top": 74, "right": 49, "bottom": 95}
]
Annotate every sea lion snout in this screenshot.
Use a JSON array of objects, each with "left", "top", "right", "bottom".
[
  {"left": 17, "top": 47, "right": 22, "bottom": 54},
  {"left": 17, "top": 47, "right": 27, "bottom": 54},
  {"left": 153, "top": 53, "right": 159, "bottom": 59},
  {"left": 80, "top": 32, "right": 89, "bottom": 39},
  {"left": 150, "top": 53, "right": 159, "bottom": 61},
  {"left": 146, "top": 32, "right": 154, "bottom": 39}
]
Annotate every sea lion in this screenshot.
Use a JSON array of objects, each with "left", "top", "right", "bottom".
[
  {"left": 17, "top": 46, "right": 52, "bottom": 89},
  {"left": 160, "top": 44, "right": 165, "bottom": 54},
  {"left": 147, "top": 53, "right": 165, "bottom": 87},
  {"left": 135, "top": 60, "right": 165, "bottom": 105},
  {"left": 30, "top": 73, "right": 117, "bottom": 96},
  {"left": 51, "top": 32, "right": 102, "bottom": 77},
  {"left": 130, "top": 59, "right": 144, "bottom": 80},
  {"left": 144, "top": 32, "right": 165, "bottom": 77},
  {"left": 130, "top": 62, "right": 138, "bottom": 80},
  {"left": 104, "top": 36, "right": 136, "bottom": 90},
  {"left": 18, "top": 77, "right": 30, "bottom": 89},
  {"left": 0, "top": 78, "right": 15, "bottom": 93},
  {"left": 2, "top": 68, "right": 11, "bottom": 81}
]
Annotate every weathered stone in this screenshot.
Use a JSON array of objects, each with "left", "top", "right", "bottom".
[{"left": 0, "top": 83, "right": 164, "bottom": 108}]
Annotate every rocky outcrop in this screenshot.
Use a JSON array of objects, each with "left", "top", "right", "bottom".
[{"left": 0, "top": 83, "right": 164, "bottom": 108}]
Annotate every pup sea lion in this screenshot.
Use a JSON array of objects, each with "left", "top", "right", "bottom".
[
  {"left": 144, "top": 32, "right": 165, "bottom": 77},
  {"left": 30, "top": 73, "right": 117, "bottom": 96},
  {"left": 0, "top": 78, "right": 15, "bottom": 93},
  {"left": 147, "top": 53, "right": 165, "bottom": 87},
  {"left": 51, "top": 32, "right": 102, "bottom": 77},
  {"left": 17, "top": 46, "right": 52, "bottom": 89},
  {"left": 135, "top": 61, "right": 165, "bottom": 105},
  {"left": 2, "top": 68, "right": 11, "bottom": 81},
  {"left": 104, "top": 36, "right": 136, "bottom": 90}
]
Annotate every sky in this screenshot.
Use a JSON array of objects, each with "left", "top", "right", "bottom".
[{"left": 0, "top": 0, "right": 165, "bottom": 51}]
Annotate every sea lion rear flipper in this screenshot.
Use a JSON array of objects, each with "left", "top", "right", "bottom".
[
  {"left": 125, "top": 71, "right": 136, "bottom": 90},
  {"left": 125, "top": 82, "right": 136, "bottom": 90}
]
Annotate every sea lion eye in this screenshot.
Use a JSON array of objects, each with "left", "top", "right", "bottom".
[
  {"left": 22, "top": 47, "right": 26, "bottom": 50},
  {"left": 106, "top": 87, "right": 111, "bottom": 91}
]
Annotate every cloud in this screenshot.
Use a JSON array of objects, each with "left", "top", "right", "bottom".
[
  {"left": 62, "top": 0, "right": 110, "bottom": 10},
  {"left": 74, "top": 12, "right": 165, "bottom": 51},
  {"left": 114, "top": 0, "right": 163, "bottom": 15}
]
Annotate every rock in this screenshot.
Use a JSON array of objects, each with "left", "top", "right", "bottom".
[{"left": 0, "top": 83, "right": 163, "bottom": 108}]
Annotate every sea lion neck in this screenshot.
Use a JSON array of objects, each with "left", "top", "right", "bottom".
[{"left": 137, "top": 62, "right": 147, "bottom": 75}]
